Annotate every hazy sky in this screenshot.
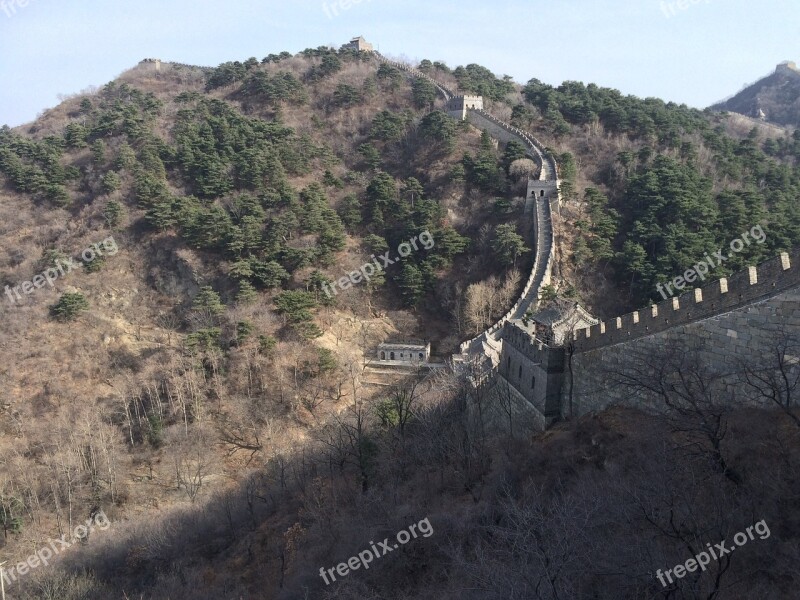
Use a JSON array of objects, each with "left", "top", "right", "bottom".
[{"left": 0, "top": 0, "right": 796, "bottom": 127}]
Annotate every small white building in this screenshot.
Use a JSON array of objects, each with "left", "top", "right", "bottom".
[{"left": 377, "top": 341, "right": 430, "bottom": 364}]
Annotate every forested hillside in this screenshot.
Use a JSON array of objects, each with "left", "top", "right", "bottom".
[
  {"left": 504, "top": 77, "right": 799, "bottom": 310},
  {"left": 1, "top": 45, "right": 800, "bottom": 599}
]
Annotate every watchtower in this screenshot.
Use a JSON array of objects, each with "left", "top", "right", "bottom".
[
  {"left": 344, "top": 36, "right": 374, "bottom": 53},
  {"left": 139, "top": 58, "right": 162, "bottom": 71},
  {"left": 447, "top": 95, "right": 484, "bottom": 120}
]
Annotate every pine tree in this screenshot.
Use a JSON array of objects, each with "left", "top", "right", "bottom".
[
  {"left": 492, "top": 224, "right": 529, "bottom": 267},
  {"left": 398, "top": 263, "right": 424, "bottom": 307},
  {"left": 192, "top": 286, "right": 225, "bottom": 319},
  {"left": 51, "top": 293, "right": 90, "bottom": 322}
]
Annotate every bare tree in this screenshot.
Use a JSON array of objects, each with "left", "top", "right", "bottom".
[
  {"left": 608, "top": 338, "right": 741, "bottom": 483},
  {"left": 737, "top": 328, "right": 800, "bottom": 428}
]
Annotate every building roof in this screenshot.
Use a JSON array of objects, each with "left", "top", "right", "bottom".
[
  {"left": 378, "top": 340, "right": 429, "bottom": 348},
  {"left": 530, "top": 299, "right": 597, "bottom": 325},
  {"left": 529, "top": 300, "right": 576, "bottom": 326}
]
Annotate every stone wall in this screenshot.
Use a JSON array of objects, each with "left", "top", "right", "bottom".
[
  {"left": 491, "top": 251, "right": 800, "bottom": 425},
  {"left": 371, "top": 50, "right": 558, "bottom": 370},
  {"left": 374, "top": 53, "right": 454, "bottom": 100},
  {"left": 457, "top": 112, "right": 558, "bottom": 357},
  {"left": 468, "top": 109, "right": 558, "bottom": 180},
  {"left": 572, "top": 250, "right": 800, "bottom": 352},
  {"left": 496, "top": 322, "right": 565, "bottom": 424},
  {"left": 566, "top": 284, "right": 800, "bottom": 416}
]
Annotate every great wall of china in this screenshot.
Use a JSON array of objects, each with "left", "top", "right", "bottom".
[
  {"left": 373, "top": 52, "right": 561, "bottom": 370},
  {"left": 371, "top": 44, "right": 800, "bottom": 432},
  {"left": 145, "top": 43, "right": 800, "bottom": 431}
]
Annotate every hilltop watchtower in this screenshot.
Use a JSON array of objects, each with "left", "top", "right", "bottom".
[
  {"left": 776, "top": 61, "right": 798, "bottom": 76},
  {"left": 344, "top": 36, "right": 374, "bottom": 53},
  {"left": 139, "top": 58, "right": 162, "bottom": 71},
  {"left": 447, "top": 95, "right": 483, "bottom": 120}
]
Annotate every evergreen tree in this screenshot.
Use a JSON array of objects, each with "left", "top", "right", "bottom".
[
  {"left": 492, "top": 224, "right": 529, "bottom": 267},
  {"left": 192, "top": 286, "right": 225, "bottom": 319},
  {"left": 397, "top": 262, "right": 424, "bottom": 307},
  {"left": 51, "top": 293, "right": 89, "bottom": 322}
]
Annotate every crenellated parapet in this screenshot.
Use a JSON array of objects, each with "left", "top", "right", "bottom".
[
  {"left": 469, "top": 108, "right": 558, "bottom": 180},
  {"left": 500, "top": 322, "right": 565, "bottom": 372},
  {"left": 572, "top": 250, "right": 800, "bottom": 353}
]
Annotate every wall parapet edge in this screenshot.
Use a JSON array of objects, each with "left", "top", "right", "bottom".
[{"left": 573, "top": 250, "right": 800, "bottom": 352}]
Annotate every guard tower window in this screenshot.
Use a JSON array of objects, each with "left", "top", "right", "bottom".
[
  {"left": 531, "top": 375, "right": 536, "bottom": 389},
  {"left": 518, "top": 365, "right": 522, "bottom": 379},
  {"left": 540, "top": 190, "right": 545, "bottom": 197}
]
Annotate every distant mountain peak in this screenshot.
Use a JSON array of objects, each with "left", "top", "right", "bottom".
[{"left": 712, "top": 61, "right": 800, "bottom": 127}]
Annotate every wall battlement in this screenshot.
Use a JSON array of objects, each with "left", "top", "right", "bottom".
[
  {"left": 573, "top": 249, "right": 800, "bottom": 352},
  {"left": 501, "top": 322, "right": 565, "bottom": 372}
]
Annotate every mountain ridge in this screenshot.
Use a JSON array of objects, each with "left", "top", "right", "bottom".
[{"left": 711, "top": 61, "right": 800, "bottom": 127}]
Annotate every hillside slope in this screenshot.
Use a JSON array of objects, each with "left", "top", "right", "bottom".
[
  {"left": 2, "top": 46, "right": 800, "bottom": 600},
  {"left": 712, "top": 61, "right": 800, "bottom": 127}
]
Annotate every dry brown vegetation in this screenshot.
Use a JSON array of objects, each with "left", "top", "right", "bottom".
[{"left": 0, "top": 49, "right": 537, "bottom": 599}]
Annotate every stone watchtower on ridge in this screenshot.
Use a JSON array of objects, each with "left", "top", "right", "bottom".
[
  {"left": 776, "top": 61, "right": 798, "bottom": 76},
  {"left": 344, "top": 36, "right": 373, "bottom": 52},
  {"left": 139, "top": 58, "right": 162, "bottom": 71},
  {"left": 447, "top": 95, "right": 484, "bottom": 120}
]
